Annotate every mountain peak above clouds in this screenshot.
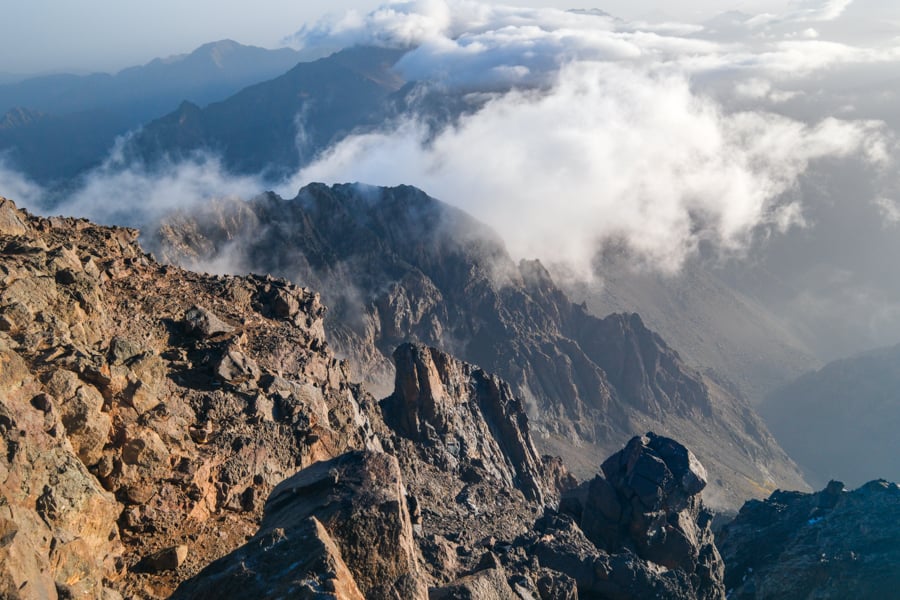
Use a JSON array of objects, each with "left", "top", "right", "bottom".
[{"left": 152, "top": 182, "right": 809, "bottom": 510}]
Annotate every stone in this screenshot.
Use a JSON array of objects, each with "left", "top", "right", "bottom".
[
  {"left": 173, "top": 451, "right": 428, "bottom": 599},
  {"left": 0, "top": 198, "right": 29, "bottom": 236},
  {"left": 43, "top": 369, "right": 110, "bottom": 467},
  {"left": 171, "top": 517, "right": 364, "bottom": 600},
  {"left": 142, "top": 545, "right": 188, "bottom": 573},
  {"left": 214, "top": 349, "right": 260, "bottom": 387},
  {"left": 182, "top": 305, "right": 234, "bottom": 338},
  {"left": 430, "top": 568, "right": 518, "bottom": 600},
  {"left": 719, "top": 479, "right": 900, "bottom": 599},
  {"left": 383, "top": 343, "right": 549, "bottom": 503}
]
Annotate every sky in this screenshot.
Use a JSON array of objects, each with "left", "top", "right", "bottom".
[
  {"left": 4, "top": 0, "right": 900, "bottom": 360},
  {"left": 4, "top": 0, "right": 805, "bottom": 74}
]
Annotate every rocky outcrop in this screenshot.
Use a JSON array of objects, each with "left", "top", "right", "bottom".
[
  {"left": 0, "top": 336, "right": 122, "bottom": 600},
  {"left": 152, "top": 182, "right": 808, "bottom": 509},
  {"left": 169, "top": 429, "right": 725, "bottom": 600},
  {"left": 0, "top": 196, "right": 380, "bottom": 598},
  {"left": 535, "top": 433, "right": 725, "bottom": 600},
  {"left": 718, "top": 479, "right": 900, "bottom": 599},
  {"left": 173, "top": 450, "right": 427, "bottom": 599},
  {"left": 383, "top": 343, "right": 550, "bottom": 504}
]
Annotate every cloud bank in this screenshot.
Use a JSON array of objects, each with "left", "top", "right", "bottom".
[
  {"left": 2, "top": 0, "right": 897, "bottom": 282},
  {"left": 282, "top": 0, "right": 895, "bottom": 274}
]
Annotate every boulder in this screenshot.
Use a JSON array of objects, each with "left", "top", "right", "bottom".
[
  {"left": 430, "top": 568, "right": 518, "bottom": 600},
  {"left": 43, "top": 369, "right": 111, "bottom": 467},
  {"left": 171, "top": 517, "right": 364, "bottom": 600},
  {"left": 173, "top": 450, "right": 428, "bottom": 599},
  {"left": 182, "top": 305, "right": 234, "bottom": 338}
]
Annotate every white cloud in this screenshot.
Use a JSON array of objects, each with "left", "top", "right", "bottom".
[
  {"left": 287, "top": 61, "right": 887, "bottom": 275},
  {"left": 56, "top": 154, "right": 264, "bottom": 229},
  {"left": 874, "top": 197, "right": 900, "bottom": 224},
  {"left": 0, "top": 158, "right": 44, "bottom": 212}
]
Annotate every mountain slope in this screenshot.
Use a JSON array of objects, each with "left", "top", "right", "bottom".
[
  {"left": 152, "top": 182, "right": 809, "bottom": 509},
  {"left": 566, "top": 261, "right": 820, "bottom": 404},
  {"left": 0, "top": 194, "right": 726, "bottom": 599},
  {"left": 761, "top": 343, "right": 900, "bottom": 487},
  {"left": 125, "top": 46, "right": 407, "bottom": 177},
  {"left": 0, "top": 41, "right": 309, "bottom": 183}
]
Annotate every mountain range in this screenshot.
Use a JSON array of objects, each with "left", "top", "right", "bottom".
[{"left": 0, "top": 40, "right": 313, "bottom": 183}]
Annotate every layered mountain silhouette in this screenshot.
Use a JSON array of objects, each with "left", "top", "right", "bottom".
[
  {"left": 0, "top": 40, "right": 310, "bottom": 183},
  {"left": 124, "top": 46, "right": 407, "bottom": 178},
  {"left": 152, "top": 182, "right": 808, "bottom": 509}
]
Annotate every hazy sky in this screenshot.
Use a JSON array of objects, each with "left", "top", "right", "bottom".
[{"left": 6, "top": 0, "right": 792, "bottom": 74}]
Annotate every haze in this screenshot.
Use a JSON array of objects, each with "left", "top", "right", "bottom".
[{"left": 1, "top": 0, "right": 844, "bottom": 74}]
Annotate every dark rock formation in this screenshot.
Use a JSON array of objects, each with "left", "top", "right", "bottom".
[
  {"left": 173, "top": 428, "right": 725, "bottom": 599},
  {"left": 718, "top": 479, "right": 900, "bottom": 599},
  {"left": 538, "top": 433, "right": 724, "bottom": 600},
  {"left": 383, "top": 343, "right": 550, "bottom": 504},
  {"left": 152, "top": 182, "right": 808, "bottom": 509}
]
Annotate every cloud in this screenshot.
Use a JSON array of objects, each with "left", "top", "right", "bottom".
[
  {"left": 2, "top": 0, "right": 895, "bottom": 286},
  {"left": 286, "top": 60, "right": 888, "bottom": 275},
  {"left": 0, "top": 158, "right": 44, "bottom": 211},
  {"left": 53, "top": 153, "right": 264, "bottom": 229},
  {"left": 874, "top": 197, "right": 900, "bottom": 224},
  {"left": 795, "top": 0, "right": 855, "bottom": 22}
]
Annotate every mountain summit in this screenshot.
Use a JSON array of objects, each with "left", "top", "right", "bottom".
[{"left": 153, "top": 182, "right": 809, "bottom": 509}]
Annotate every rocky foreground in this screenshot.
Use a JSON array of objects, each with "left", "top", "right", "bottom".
[
  {"left": 719, "top": 479, "right": 900, "bottom": 599},
  {"left": 1, "top": 195, "right": 897, "bottom": 600},
  {"left": 0, "top": 195, "right": 728, "bottom": 598}
]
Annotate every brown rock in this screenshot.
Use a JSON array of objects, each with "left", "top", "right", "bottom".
[
  {"left": 173, "top": 451, "right": 426, "bottom": 599},
  {"left": 142, "top": 545, "right": 188, "bottom": 573},
  {"left": 214, "top": 348, "right": 260, "bottom": 387},
  {"left": 182, "top": 305, "right": 234, "bottom": 338},
  {"left": 171, "top": 517, "right": 364, "bottom": 600},
  {"left": 383, "top": 343, "right": 549, "bottom": 503},
  {"left": 431, "top": 568, "right": 518, "bottom": 600},
  {"left": 0, "top": 197, "right": 28, "bottom": 236},
  {"left": 43, "top": 369, "right": 110, "bottom": 467}
]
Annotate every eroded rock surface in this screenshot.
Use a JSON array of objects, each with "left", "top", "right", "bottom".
[
  {"left": 719, "top": 479, "right": 900, "bottom": 599},
  {"left": 0, "top": 197, "right": 378, "bottom": 598},
  {"left": 173, "top": 451, "right": 426, "bottom": 599}
]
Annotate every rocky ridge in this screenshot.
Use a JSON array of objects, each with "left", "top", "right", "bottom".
[
  {"left": 718, "top": 479, "right": 900, "bottom": 599},
  {"left": 152, "top": 182, "right": 808, "bottom": 509},
  {"left": 1, "top": 194, "right": 727, "bottom": 598},
  {"left": 0, "top": 196, "right": 378, "bottom": 597}
]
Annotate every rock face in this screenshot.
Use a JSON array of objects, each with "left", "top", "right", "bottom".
[
  {"left": 0, "top": 196, "right": 379, "bottom": 598},
  {"left": 172, "top": 451, "right": 427, "bottom": 599},
  {"left": 718, "top": 479, "right": 900, "bottom": 599},
  {"left": 152, "top": 182, "right": 808, "bottom": 509},
  {"left": 547, "top": 433, "right": 724, "bottom": 600},
  {"left": 383, "top": 343, "right": 549, "bottom": 504},
  {"left": 175, "top": 431, "right": 725, "bottom": 600}
]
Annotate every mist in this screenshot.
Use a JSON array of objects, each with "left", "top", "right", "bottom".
[{"left": 4, "top": 0, "right": 900, "bottom": 365}]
